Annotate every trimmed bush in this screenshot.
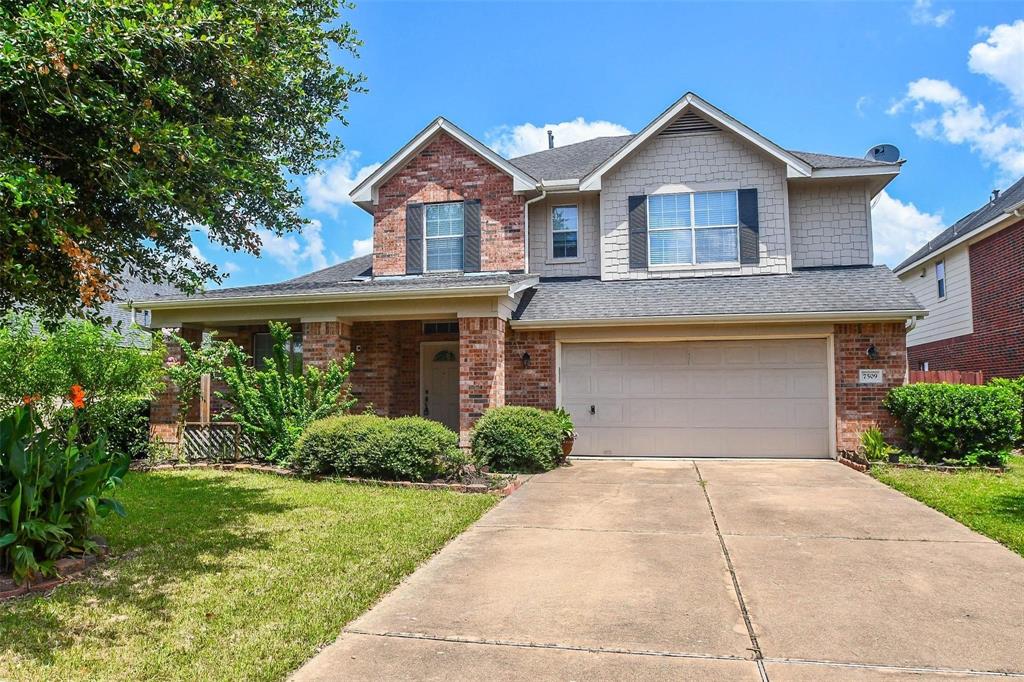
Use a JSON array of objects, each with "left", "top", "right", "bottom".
[
  {"left": 989, "top": 377, "right": 1024, "bottom": 445},
  {"left": 293, "top": 414, "right": 463, "bottom": 482},
  {"left": 470, "top": 406, "right": 562, "bottom": 473},
  {"left": 884, "top": 383, "right": 1022, "bottom": 466}
]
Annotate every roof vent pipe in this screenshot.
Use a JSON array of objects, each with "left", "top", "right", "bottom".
[
  {"left": 547, "top": 130, "right": 554, "bottom": 149},
  {"left": 992, "top": 189, "right": 1001, "bottom": 202}
]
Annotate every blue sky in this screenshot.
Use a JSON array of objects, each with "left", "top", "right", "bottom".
[{"left": 193, "top": 0, "right": 1024, "bottom": 287}]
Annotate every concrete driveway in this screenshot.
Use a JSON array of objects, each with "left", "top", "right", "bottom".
[{"left": 294, "top": 460, "right": 1024, "bottom": 681}]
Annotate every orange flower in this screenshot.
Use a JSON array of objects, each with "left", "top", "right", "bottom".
[
  {"left": 69, "top": 384, "right": 86, "bottom": 409},
  {"left": 22, "top": 395, "right": 34, "bottom": 405}
]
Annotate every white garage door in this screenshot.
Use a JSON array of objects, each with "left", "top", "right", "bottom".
[{"left": 561, "top": 339, "right": 830, "bottom": 458}]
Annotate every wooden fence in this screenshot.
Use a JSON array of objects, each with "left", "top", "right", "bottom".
[
  {"left": 908, "top": 370, "right": 985, "bottom": 385},
  {"left": 180, "top": 422, "right": 257, "bottom": 461}
]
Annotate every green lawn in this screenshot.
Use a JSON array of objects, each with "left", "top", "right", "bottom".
[
  {"left": 0, "top": 469, "right": 497, "bottom": 681},
  {"left": 872, "top": 455, "right": 1024, "bottom": 556}
]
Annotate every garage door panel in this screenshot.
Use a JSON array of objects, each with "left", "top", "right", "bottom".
[{"left": 563, "top": 339, "right": 830, "bottom": 458}]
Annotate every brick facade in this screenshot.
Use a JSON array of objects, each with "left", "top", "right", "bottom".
[
  {"left": 907, "top": 219, "right": 1024, "bottom": 379},
  {"left": 149, "top": 326, "right": 202, "bottom": 443},
  {"left": 505, "top": 329, "right": 556, "bottom": 408},
  {"left": 372, "top": 131, "right": 525, "bottom": 276},
  {"left": 834, "top": 322, "right": 907, "bottom": 452},
  {"left": 302, "top": 320, "right": 352, "bottom": 368},
  {"left": 458, "top": 317, "right": 506, "bottom": 438}
]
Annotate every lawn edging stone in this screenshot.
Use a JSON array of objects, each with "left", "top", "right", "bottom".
[{"left": 0, "top": 539, "right": 109, "bottom": 602}]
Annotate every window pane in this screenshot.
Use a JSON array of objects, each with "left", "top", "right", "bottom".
[
  {"left": 648, "top": 194, "right": 691, "bottom": 229},
  {"left": 426, "top": 202, "right": 464, "bottom": 237},
  {"left": 427, "top": 236, "right": 464, "bottom": 271},
  {"left": 553, "top": 231, "right": 578, "bottom": 258},
  {"left": 650, "top": 229, "right": 692, "bottom": 265},
  {"left": 693, "top": 191, "right": 738, "bottom": 227},
  {"left": 552, "top": 206, "right": 578, "bottom": 232},
  {"left": 254, "top": 332, "right": 302, "bottom": 374},
  {"left": 695, "top": 227, "right": 739, "bottom": 263}
]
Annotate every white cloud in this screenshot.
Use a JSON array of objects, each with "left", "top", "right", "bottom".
[
  {"left": 351, "top": 236, "right": 373, "bottom": 258},
  {"left": 968, "top": 19, "right": 1024, "bottom": 106},
  {"left": 486, "top": 117, "right": 631, "bottom": 158},
  {"left": 855, "top": 95, "right": 872, "bottom": 117},
  {"left": 255, "top": 219, "right": 330, "bottom": 273},
  {"left": 305, "top": 151, "right": 382, "bottom": 216},
  {"left": 223, "top": 261, "right": 241, "bottom": 275},
  {"left": 189, "top": 244, "right": 208, "bottom": 263},
  {"left": 909, "top": 0, "right": 954, "bottom": 28},
  {"left": 871, "top": 191, "right": 945, "bottom": 266}
]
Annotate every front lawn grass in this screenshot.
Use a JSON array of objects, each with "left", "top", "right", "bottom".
[
  {"left": 872, "top": 454, "right": 1024, "bottom": 557},
  {"left": 0, "top": 469, "right": 497, "bottom": 681}
]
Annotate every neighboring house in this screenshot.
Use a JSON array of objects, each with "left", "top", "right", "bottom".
[
  {"left": 134, "top": 92, "right": 924, "bottom": 457},
  {"left": 895, "top": 177, "right": 1024, "bottom": 379},
  {"left": 107, "top": 275, "right": 185, "bottom": 347}
]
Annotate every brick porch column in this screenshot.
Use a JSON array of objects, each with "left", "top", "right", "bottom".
[
  {"left": 459, "top": 316, "right": 506, "bottom": 444},
  {"left": 834, "top": 322, "right": 907, "bottom": 453},
  {"left": 301, "top": 319, "right": 353, "bottom": 369},
  {"left": 150, "top": 326, "right": 203, "bottom": 444}
]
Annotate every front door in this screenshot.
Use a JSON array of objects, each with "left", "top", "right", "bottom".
[{"left": 421, "top": 342, "right": 459, "bottom": 431}]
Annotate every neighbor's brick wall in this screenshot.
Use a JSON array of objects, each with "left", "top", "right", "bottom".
[
  {"left": 505, "top": 329, "right": 556, "bottom": 408},
  {"left": 459, "top": 317, "right": 506, "bottom": 438},
  {"left": 789, "top": 181, "right": 872, "bottom": 267},
  {"left": 372, "top": 131, "right": 526, "bottom": 275},
  {"left": 834, "top": 322, "right": 907, "bottom": 452},
  {"left": 907, "top": 219, "right": 1024, "bottom": 379}
]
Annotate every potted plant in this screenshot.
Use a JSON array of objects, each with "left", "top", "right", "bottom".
[{"left": 553, "top": 407, "right": 577, "bottom": 462}]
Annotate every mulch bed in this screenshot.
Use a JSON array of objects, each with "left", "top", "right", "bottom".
[
  {"left": 1, "top": 539, "right": 108, "bottom": 602},
  {"left": 133, "top": 461, "right": 525, "bottom": 496}
]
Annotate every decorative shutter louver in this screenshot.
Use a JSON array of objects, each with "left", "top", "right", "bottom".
[
  {"left": 628, "top": 195, "right": 648, "bottom": 269},
  {"left": 405, "top": 203, "right": 424, "bottom": 274},
  {"left": 738, "top": 189, "right": 759, "bottom": 265},
  {"left": 463, "top": 199, "right": 481, "bottom": 272}
]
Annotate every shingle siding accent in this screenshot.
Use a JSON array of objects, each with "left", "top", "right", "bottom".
[
  {"left": 789, "top": 182, "right": 871, "bottom": 267},
  {"left": 527, "top": 193, "right": 600, "bottom": 277},
  {"left": 600, "top": 130, "right": 789, "bottom": 279}
]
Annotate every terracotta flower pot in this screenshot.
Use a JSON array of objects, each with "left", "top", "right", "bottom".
[{"left": 561, "top": 437, "right": 574, "bottom": 460}]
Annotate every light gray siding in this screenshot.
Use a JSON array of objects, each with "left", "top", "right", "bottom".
[
  {"left": 528, "top": 192, "right": 601, "bottom": 277},
  {"left": 902, "top": 244, "right": 974, "bottom": 347},
  {"left": 599, "top": 130, "right": 789, "bottom": 280},
  {"left": 789, "top": 181, "right": 872, "bottom": 267}
]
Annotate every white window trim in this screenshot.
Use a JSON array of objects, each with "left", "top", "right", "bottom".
[
  {"left": 423, "top": 201, "right": 465, "bottom": 273},
  {"left": 548, "top": 204, "right": 583, "bottom": 263},
  {"left": 646, "top": 190, "right": 741, "bottom": 268},
  {"left": 935, "top": 258, "right": 946, "bottom": 300}
]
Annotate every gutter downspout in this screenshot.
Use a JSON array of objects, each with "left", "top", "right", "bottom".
[{"left": 523, "top": 188, "right": 547, "bottom": 275}]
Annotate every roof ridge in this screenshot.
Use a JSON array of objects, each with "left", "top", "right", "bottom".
[{"left": 508, "top": 134, "right": 635, "bottom": 161}]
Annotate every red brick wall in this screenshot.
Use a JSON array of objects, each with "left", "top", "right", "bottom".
[
  {"left": 908, "top": 219, "right": 1024, "bottom": 379},
  {"left": 150, "top": 327, "right": 202, "bottom": 443},
  {"left": 834, "top": 322, "right": 907, "bottom": 452},
  {"left": 372, "top": 132, "right": 525, "bottom": 276},
  {"left": 505, "top": 330, "right": 556, "bottom": 409},
  {"left": 459, "top": 317, "right": 506, "bottom": 438},
  {"left": 302, "top": 320, "right": 352, "bottom": 368}
]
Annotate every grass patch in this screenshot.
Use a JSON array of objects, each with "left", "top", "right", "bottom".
[
  {"left": 0, "top": 469, "right": 497, "bottom": 681},
  {"left": 872, "top": 454, "right": 1024, "bottom": 557}
]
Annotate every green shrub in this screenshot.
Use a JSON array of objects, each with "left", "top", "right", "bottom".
[
  {"left": 1, "top": 405, "right": 128, "bottom": 584},
  {"left": 989, "top": 377, "right": 1024, "bottom": 445},
  {"left": 859, "top": 427, "right": 897, "bottom": 462},
  {"left": 884, "top": 383, "right": 1022, "bottom": 466},
  {"left": 293, "top": 415, "right": 463, "bottom": 482},
  {"left": 470, "top": 406, "right": 563, "bottom": 473}
]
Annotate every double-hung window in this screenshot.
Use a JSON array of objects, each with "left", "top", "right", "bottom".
[
  {"left": 425, "top": 202, "right": 464, "bottom": 272},
  {"left": 551, "top": 205, "right": 579, "bottom": 259},
  {"left": 935, "top": 259, "right": 946, "bottom": 299},
  {"left": 253, "top": 332, "right": 303, "bottom": 374},
  {"left": 648, "top": 190, "right": 739, "bottom": 266}
]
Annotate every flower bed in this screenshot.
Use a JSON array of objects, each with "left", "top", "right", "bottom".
[{"left": 0, "top": 538, "right": 108, "bottom": 601}]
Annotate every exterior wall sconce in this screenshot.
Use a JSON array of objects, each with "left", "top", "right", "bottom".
[
  {"left": 866, "top": 344, "right": 879, "bottom": 361},
  {"left": 521, "top": 352, "right": 531, "bottom": 369}
]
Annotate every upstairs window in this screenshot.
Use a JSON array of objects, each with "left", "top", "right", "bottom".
[
  {"left": 551, "top": 205, "right": 579, "bottom": 259},
  {"left": 253, "top": 332, "right": 303, "bottom": 374},
  {"left": 648, "top": 190, "right": 739, "bottom": 266},
  {"left": 425, "top": 202, "right": 464, "bottom": 272},
  {"left": 935, "top": 259, "right": 946, "bottom": 299}
]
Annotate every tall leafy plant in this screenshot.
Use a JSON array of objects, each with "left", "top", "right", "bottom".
[
  {"left": 0, "top": 401, "right": 128, "bottom": 584},
  {"left": 165, "top": 330, "right": 229, "bottom": 433},
  {"left": 218, "top": 322, "right": 355, "bottom": 463}
]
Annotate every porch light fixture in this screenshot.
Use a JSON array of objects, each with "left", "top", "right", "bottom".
[
  {"left": 521, "top": 352, "right": 531, "bottom": 369},
  {"left": 866, "top": 344, "right": 879, "bottom": 361}
]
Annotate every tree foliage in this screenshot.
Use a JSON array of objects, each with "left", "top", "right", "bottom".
[{"left": 1, "top": 0, "right": 365, "bottom": 320}]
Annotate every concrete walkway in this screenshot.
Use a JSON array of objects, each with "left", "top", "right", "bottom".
[{"left": 294, "top": 460, "right": 1024, "bottom": 680}]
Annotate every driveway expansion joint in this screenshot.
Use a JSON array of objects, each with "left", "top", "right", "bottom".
[
  {"left": 721, "top": 531, "right": 997, "bottom": 544},
  {"left": 762, "top": 656, "right": 1024, "bottom": 678}
]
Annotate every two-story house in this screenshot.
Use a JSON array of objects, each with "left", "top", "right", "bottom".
[
  {"left": 137, "top": 92, "right": 924, "bottom": 458},
  {"left": 896, "top": 177, "right": 1024, "bottom": 378}
]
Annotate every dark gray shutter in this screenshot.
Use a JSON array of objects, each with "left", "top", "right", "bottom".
[
  {"left": 628, "top": 195, "right": 648, "bottom": 269},
  {"left": 405, "top": 203, "right": 424, "bottom": 274},
  {"left": 738, "top": 188, "right": 759, "bottom": 265},
  {"left": 463, "top": 199, "right": 481, "bottom": 272}
]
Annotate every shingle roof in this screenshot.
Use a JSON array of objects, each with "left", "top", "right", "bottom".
[
  {"left": 508, "top": 136, "right": 896, "bottom": 181},
  {"left": 283, "top": 254, "right": 373, "bottom": 284},
  {"left": 895, "top": 176, "right": 1024, "bottom": 272},
  {"left": 512, "top": 266, "right": 923, "bottom": 323},
  {"left": 104, "top": 276, "right": 184, "bottom": 346}
]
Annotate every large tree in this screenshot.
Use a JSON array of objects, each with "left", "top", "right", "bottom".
[{"left": 0, "top": 0, "right": 364, "bottom": 319}]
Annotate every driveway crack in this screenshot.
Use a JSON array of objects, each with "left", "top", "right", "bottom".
[{"left": 694, "top": 463, "right": 768, "bottom": 682}]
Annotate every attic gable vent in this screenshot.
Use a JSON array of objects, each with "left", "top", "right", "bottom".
[{"left": 658, "top": 111, "right": 719, "bottom": 137}]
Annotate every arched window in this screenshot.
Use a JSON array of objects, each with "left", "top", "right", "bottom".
[{"left": 433, "top": 350, "right": 456, "bottom": 362}]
